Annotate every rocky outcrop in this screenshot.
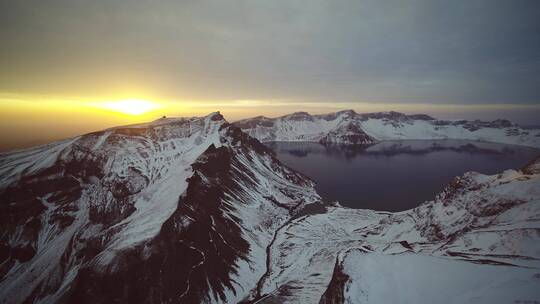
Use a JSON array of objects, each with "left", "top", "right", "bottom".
[{"left": 319, "top": 122, "right": 375, "bottom": 145}]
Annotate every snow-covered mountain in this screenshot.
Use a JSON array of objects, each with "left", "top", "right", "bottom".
[
  {"left": 1, "top": 112, "right": 539, "bottom": 303},
  {"left": 254, "top": 157, "right": 540, "bottom": 303},
  {"left": 234, "top": 110, "right": 540, "bottom": 147},
  {"left": 0, "top": 112, "right": 320, "bottom": 303}
]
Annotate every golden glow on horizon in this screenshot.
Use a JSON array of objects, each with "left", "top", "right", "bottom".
[
  {"left": 1, "top": 93, "right": 539, "bottom": 126},
  {"left": 1, "top": 93, "right": 540, "bottom": 118},
  {"left": 93, "top": 99, "right": 162, "bottom": 116},
  {"left": 1, "top": 93, "right": 540, "bottom": 151}
]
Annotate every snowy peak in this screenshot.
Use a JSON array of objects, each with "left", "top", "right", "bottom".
[
  {"left": 234, "top": 110, "right": 540, "bottom": 147},
  {"left": 0, "top": 112, "right": 227, "bottom": 190},
  {"left": 0, "top": 112, "right": 321, "bottom": 303}
]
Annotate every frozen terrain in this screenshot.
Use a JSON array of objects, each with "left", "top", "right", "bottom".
[
  {"left": 0, "top": 112, "right": 320, "bottom": 303},
  {"left": 327, "top": 250, "right": 540, "bottom": 304},
  {"left": 256, "top": 156, "right": 540, "bottom": 303},
  {"left": 234, "top": 110, "right": 540, "bottom": 147},
  {"left": 1, "top": 112, "right": 539, "bottom": 303}
]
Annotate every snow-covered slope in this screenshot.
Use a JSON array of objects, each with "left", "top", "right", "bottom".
[
  {"left": 1, "top": 112, "right": 539, "bottom": 304},
  {"left": 325, "top": 250, "right": 539, "bottom": 304},
  {"left": 0, "top": 112, "right": 320, "bottom": 303},
  {"left": 234, "top": 110, "right": 540, "bottom": 147},
  {"left": 248, "top": 157, "right": 540, "bottom": 303}
]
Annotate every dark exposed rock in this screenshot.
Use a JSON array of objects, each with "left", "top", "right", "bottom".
[
  {"left": 452, "top": 118, "right": 516, "bottom": 132},
  {"left": 293, "top": 202, "right": 328, "bottom": 219},
  {"left": 317, "top": 110, "right": 357, "bottom": 121},
  {"left": 408, "top": 114, "right": 435, "bottom": 120},
  {"left": 319, "top": 255, "right": 351, "bottom": 304},
  {"left": 65, "top": 144, "right": 252, "bottom": 303},
  {"left": 399, "top": 240, "right": 413, "bottom": 250},
  {"left": 286, "top": 112, "right": 314, "bottom": 121},
  {"left": 319, "top": 122, "right": 375, "bottom": 146},
  {"left": 234, "top": 116, "right": 275, "bottom": 128},
  {"left": 522, "top": 156, "right": 540, "bottom": 175}
]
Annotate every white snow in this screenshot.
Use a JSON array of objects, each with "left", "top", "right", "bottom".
[
  {"left": 237, "top": 110, "right": 540, "bottom": 148},
  {"left": 254, "top": 160, "right": 540, "bottom": 303},
  {"left": 0, "top": 113, "right": 229, "bottom": 303},
  {"left": 2, "top": 111, "right": 539, "bottom": 304},
  {"left": 340, "top": 250, "right": 540, "bottom": 304},
  {"left": 97, "top": 117, "right": 224, "bottom": 262},
  {"left": 0, "top": 137, "right": 79, "bottom": 188}
]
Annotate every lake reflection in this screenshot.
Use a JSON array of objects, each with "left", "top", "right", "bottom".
[{"left": 266, "top": 140, "right": 540, "bottom": 211}]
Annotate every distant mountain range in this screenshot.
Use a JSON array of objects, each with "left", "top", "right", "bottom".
[
  {"left": 1, "top": 111, "right": 539, "bottom": 303},
  {"left": 234, "top": 110, "right": 540, "bottom": 147}
]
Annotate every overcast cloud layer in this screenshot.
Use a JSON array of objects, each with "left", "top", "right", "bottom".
[{"left": 1, "top": 0, "right": 539, "bottom": 104}]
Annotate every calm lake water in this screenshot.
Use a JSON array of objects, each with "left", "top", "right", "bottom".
[{"left": 267, "top": 140, "right": 540, "bottom": 211}]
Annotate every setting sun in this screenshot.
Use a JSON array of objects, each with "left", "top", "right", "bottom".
[{"left": 98, "top": 99, "right": 161, "bottom": 116}]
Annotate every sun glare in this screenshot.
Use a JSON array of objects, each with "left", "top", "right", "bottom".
[{"left": 99, "top": 99, "right": 161, "bottom": 116}]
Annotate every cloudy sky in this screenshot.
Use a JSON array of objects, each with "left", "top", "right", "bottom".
[{"left": 1, "top": 0, "right": 539, "bottom": 149}]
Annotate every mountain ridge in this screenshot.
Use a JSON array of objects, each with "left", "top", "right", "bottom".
[
  {"left": 0, "top": 112, "right": 321, "bottom": 303},
  {"left": 1, "top": 112, "right": 539, "bottom": 303},
  {"left": 234, "top": 110, "right": 540, "bottom": 147}
]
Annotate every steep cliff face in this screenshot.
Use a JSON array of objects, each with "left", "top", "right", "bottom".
[
  {"left": 234, "top": 110, "right": 540, "bottom": 147},
  {"left": 0, "top": 113, "right": 320, "bottom": 303}
]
